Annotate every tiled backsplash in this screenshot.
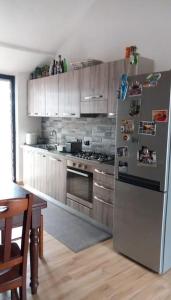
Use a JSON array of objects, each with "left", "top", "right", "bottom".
[{"left": 41, "top": 117, "right": 116, "bottom": 154}]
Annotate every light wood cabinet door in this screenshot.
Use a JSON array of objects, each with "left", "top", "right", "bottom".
[
  {"left": 59, "top": 70, "right": 80, "bottom": 118},
  {"left": 23, "top": 149, "right": 35, "bottom": 187},
  {"left": 44, "top": 75, "right": 59, "bottom": 117},
  {"left": 34, "top": 152, "right": 47, "bottom": 194},
  {"left": 80, "top": 63, "right": 108, "bottom": 114},
  {"left": 93, "top": 198, "right": 113, "bottom": 230},
  {"left": 28, "top": 78, "right": 46, "bottom": 116},
  {"left": 46, "top": 155, "right": 66, "bottom": 203}
]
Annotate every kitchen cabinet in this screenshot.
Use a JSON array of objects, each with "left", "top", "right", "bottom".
[
  {"left": 93, "top": 165, "right": 114, "bottom": 229},
  {"left": 28, "top": 58, "right": 154, "bottom": 117},
  {"left": 80, "top": 63, "right": 108, "bottom": 114},
  {"left": 59, "top": 70, "right": 80, "bottom": 117},
  {"left": 108, "top": 58, "right": 154, "bottom": 116},
  {"left": 28, "top": 78, "right": 46, "bottom": 116},
  {"left": 44, "top": 75, "right": 59, "bottom": 117},
  {"left": 93, "top": 198, "right": 113, "bottom": 229},
  {"left": 28, "top": 76, "right": 59, "bottom": 117},
  {"left": 23, "top": 147, "right": 66, "bottom": 203},
  {"left": 46, "top": 155, "right": 66, "bottom": 203},
  {"left": 34, "top": 152, "right": 47, "bottom": 194},
  {"left": 67, "top": 198, "right": 92, "bottom": 217},
  {"left": 23, "top": 148, "right": 35, "bottom": 187}
]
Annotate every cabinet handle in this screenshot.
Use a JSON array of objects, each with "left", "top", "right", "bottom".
[
  {"left": 55, "top": 113, "right": 58, "bottom": 115},
  {"left": 84, "top": 95, "right": 103, "bottom": 100},
  {"left": 49, "top": 157, "right": 56, "bottom": 161},
  {"left": 34, "top": 112, "right": 38, "bottom": 115},
  {"left": 94, "top": 195, "right": 113, "bottom": 206},
  {"left": 94, "top": 168, "right": 113, "bottom": 176},
  {"left": 62, "top": 112, "right": 76, "bottom": 116},
  {"left": 94, "top": 182, "right": 113, "bottom": 191},
  {"left": 49, "top": 157, "right": 62, "bottom": 162},
  {"left": 62, "top": 113, "right": 70, "bottom": 116}
]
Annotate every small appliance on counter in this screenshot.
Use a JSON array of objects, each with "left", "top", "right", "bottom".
[
  {"left": 25, "top": 133, "right": 38, "bottom": 145},
  {"left": 65, "top": 141, "right": 82, "bottom": 153},
  {"left": 57, "top": 145, "right": 65, "bottom": 152}
]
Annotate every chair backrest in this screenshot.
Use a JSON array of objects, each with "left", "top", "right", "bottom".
[{"left": 0, "top": 194, "right": 32, "bottom": 274}]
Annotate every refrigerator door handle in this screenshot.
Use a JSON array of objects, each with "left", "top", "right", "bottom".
[{"left": 118, "top": 173, "right": 160, "bottom": 191}]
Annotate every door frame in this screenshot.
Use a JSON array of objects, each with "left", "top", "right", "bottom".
[{"left": 0, "top": 74, "right": 16, "bottom": 182}]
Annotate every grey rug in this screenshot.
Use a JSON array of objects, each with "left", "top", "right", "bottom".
[{"left": 43, "top": 202, "right": 112, "bottom": 252}]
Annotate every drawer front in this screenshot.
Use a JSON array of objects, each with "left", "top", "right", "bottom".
[
  {"left": 93, "top": 198, "right": 113, "bottom": 229},
  {"left": 93, "top": 182, "right": 114, "bottom": 205},
  {"left": 67, "top": 198, "right": 92, "bottom": 217},
  {"left": 93, "top": 169, "right": 114, "bottom": 190}
]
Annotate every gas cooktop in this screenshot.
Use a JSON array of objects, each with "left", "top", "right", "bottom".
[{"left": 70, "top": 151, "right": 115, "bottom": 163}]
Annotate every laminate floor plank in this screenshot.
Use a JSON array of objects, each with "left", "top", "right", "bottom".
[{"left": 1, "top": 231, "right": 171, "bottom": 300}]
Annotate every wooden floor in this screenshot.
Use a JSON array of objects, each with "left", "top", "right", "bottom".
[{"left": 2, "top": 231, "right": 171, "bottom": 300}]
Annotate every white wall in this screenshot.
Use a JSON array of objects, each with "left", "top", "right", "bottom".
[
  {"left": 57, "top": 0, "right": 171, "bottom": 72},
  {"left": 15, "top": 73, "right": 41, "bottom": 182}
]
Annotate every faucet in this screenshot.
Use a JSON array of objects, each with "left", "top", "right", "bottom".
[{"left": 50, "top": 130, "right": 58, "bottom": 146}]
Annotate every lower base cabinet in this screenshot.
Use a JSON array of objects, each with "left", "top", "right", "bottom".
[
  {"left": 46, "top": 156, "right": 66, "bottom": 203},
  {"left": 23, "top": 148, "right": 66, "bottom": 204},
  {"left": 34, "top": 152, "right": 47, "bottom": 194},
  {"left": 23, "top": 147, "right": 114, "bottom": 229},
  {"left": 93, "top": 198, "right": 113, "bottom": 229},
  {"left": 67, "top": 198, "right": 92, "bottom": 217}
]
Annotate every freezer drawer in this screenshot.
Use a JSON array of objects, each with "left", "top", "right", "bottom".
[{"left": 114, "top": 180, "right": 166, "bottom": 273}]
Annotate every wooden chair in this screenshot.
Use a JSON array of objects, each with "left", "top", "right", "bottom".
[{"left": 0, "top": 194, "right": 32, "bottom": 300}]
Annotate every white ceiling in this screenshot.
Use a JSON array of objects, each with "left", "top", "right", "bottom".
[{"left": 0, "top": 0, "right": 171, "bottom": 74}]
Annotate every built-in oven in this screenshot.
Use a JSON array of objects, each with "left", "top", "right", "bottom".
[{"left": 67, "top": 160, "right": 93, "bottom": 209}]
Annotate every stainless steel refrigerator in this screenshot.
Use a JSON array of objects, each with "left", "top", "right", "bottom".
[{"left": 114, "top": 70, "right": 171, "bottom": 273}]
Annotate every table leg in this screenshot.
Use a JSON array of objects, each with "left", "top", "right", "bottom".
[{"left": 30, "top": 227, "right": 39, "bottom": 294}]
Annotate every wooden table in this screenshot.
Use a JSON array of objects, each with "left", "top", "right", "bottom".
[{"left": 0, "top": 182, "right": 47, "bottom": 295}]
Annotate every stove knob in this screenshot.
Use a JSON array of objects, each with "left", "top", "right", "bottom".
[
  {"left": 78, "top": 164, "right": 82, "bottom": 168},
  {"left": 84, "top": 165, "right": 87, "bottom": 170},
  {"left": 73, "top": 162, "right": 76, "bottom": 167}
]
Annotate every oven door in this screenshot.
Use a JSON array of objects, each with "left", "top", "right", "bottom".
[{"left": 67, "top": 167, "right": 93, "bottom": 207}]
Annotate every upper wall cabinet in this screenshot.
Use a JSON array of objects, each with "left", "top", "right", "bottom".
[
  {"left": 28, "top": 78, "right": 46, "bottom": 116},
  {"left": 80, "top": 63, "right": 108, "bottom": 114},
  {"left": 108, "top": 57, "right": 154, "bottom": 116},
  {"left": 44, "top": 75, "right": 59, "bottom": 117},
  {"left": 28, "top": 58, "right": 154, "bottom": 118},
  {"left": 58, "top": 69, "right": 80, "bottom": 118},
  {"left": 28, "top": 76, "right": 59, "bottom": 117}
]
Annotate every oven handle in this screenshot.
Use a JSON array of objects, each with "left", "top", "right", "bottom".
[{"left": 67, "top": 168, "right": 89, "bottom": 177}]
